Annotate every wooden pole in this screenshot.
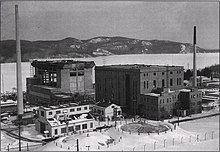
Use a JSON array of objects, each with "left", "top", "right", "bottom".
[
  {"left": 0, "top": 1, "right": 2, "bottom": 151},
  {"left": 76, "top": 139, "right": 79, "bottom": 151}
]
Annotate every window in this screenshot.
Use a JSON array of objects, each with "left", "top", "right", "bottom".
[
  {"left": 153, "top": 80, "right": 156, "bottom": 88},
  {"left": 41, "top": 111, "right": 45, "bottom": 117},
  {"left": 55, "top": 129, "right": 58, "bottom": 135},
  {"left": 75, "top": 125, "right": 80, "bottom": 131},
  {"left": 84, "top": 107, "right": 88, "bottom": 110},
  {"left": 56, "top": 111, "right": 61, "bottom": 114},
  {"left": 61, "top": 127, "right": 66, "bottom": 133},
  {"left": 153, "top": 72, "right": 156, "bottom": 76},
  {"left": 144, "top": 81, "right": 146, "bottom": 89},
  {"left": 144, "top": 74, "right": 145, "bottom": 77},
  {"left": 162, "top": 79, "right": 165, "bottom": 87},
  {"left": 68, "top": 126, "right": 74, "bottom": 132},
  {"left": 49, "top": 112, "right": 52, "bottom": 115},
  {"left": 170, "top": 79, "right": 173, "bottom": 86},
  {"left": 179, "top": 78, "right": 181, "bottom": 85},
  {"left": 82, "top": 124, "right": 87, "bottom": 130},
  {"left": 147, "top": 81, "right": 149, "bottom": 88},
  {"left": 177, "top": 78, "right": 179, "bottom": 85},
  {"left": 160, "top": 99, "right": 162, "bottom": 104},
  {"left": 77, "top": 108, "right": 81, "bottom": 111},
  {"left": 162, "top": 72, "right": 165, "bottom": 75},
  {"left": 70, "top": 108, "right": 75, "bottom": 112},
  {"left": 170, "top": 71, "right": 173, "bottom": 74},
  {"left": 167, "top": 99, "right": 169, "bottom": 103},
  {"left": 90, "top": 123, "right": 93, "bottom": 128}
]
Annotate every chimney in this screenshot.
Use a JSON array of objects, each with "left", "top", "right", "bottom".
[
  {"left": 15, "top": 5, "right": 23, "bottom": 116},
  {"left": 193, "top": 26, "right": 197, "bottom": 87}
]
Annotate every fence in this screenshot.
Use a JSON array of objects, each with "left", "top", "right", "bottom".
[
  {"left": 127, "top": 130, "right": 218, "bottom": 151},
  {"left": 5, "top": 143, "right": 44, "bottom": 151}
]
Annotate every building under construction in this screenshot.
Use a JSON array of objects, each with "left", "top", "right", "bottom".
[{"left": 26, "top": 60, "right": 95, "bottom": 106}]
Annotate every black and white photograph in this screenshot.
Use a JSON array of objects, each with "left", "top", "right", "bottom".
[{"left": 0, "top": 1, "right": 219, "bottom": 151}]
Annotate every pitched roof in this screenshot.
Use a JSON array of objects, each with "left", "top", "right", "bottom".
[{"left": 96, "top": 101, "right": 113, "bottom": 108}]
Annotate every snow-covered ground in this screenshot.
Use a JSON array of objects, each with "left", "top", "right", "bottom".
[
  {"left": 1, "top": 110, "right": 219, "bottom": 151},
  {"left": 0, "top": 124, "right": 45, "bottom": 151},
  {"left": 30, "top": 115, "right": 219, "bottom": 151}
]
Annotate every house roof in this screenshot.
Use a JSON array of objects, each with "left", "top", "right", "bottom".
[
  {"left": 96, "top": 102, "right": 113, "bottom": 108},
  {"left": 95, "top": 101, "right": 121, "bottom": 108}
]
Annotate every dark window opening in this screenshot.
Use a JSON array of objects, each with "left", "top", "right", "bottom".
[{"left": 153, "top": 80, "right": 156, "bottom": 88}]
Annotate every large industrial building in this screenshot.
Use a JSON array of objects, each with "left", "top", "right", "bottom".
[
  {"left": 95, "top": 64, "right": 184, "bottom": 116},
  {"left": 26, "top": 60, "right": 95, "bottom": 106},
  {"left": 95, "top": 64, "right": 203, "bottom": 120}
]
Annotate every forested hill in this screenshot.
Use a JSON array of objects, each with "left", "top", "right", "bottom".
[{"left": 0, "top": 36, "right": 218, "bottom": 63}]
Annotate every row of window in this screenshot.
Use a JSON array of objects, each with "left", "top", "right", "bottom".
[
  {"left": 40, "top": 106, "right": 89, "bottom": 117},
  {"left": 55, "top": 123, "right": 94, "bottom": 134},
  {"left": 143, "top": 71, "right": 182, "bottom": 77},
  {"left": 190, "top": 94, "right": 201, "bottom": 99},
  {"left": 143, "top": 78, "right": 181, "bottom": 89},
  {"left": 160, "top": 98, "right": 173, "bottom": 104}
]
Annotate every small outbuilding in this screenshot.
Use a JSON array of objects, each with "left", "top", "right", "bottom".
[{"left": 91, "top": 102, "right": 122, "bottom": 121}]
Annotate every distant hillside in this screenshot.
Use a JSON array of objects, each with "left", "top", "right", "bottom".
[{"left": 0, "top": 36, "right": 218, "bottom": 63}]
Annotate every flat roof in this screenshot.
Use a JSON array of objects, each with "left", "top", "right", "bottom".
[
  {"left": 39, "top": 103, "right": 87, "bottom": 111},
  {"left": 179, "top": 89, "right": 191, "bottom": 92},
  {"left": 31, "top": 60, "right": 95, "bottom": 69},
  {"left": 96, "top": 64, "right": 183, "bottom": 70},
  {"left": 144, "top": 93, "right": 161, "bottom": 97}
]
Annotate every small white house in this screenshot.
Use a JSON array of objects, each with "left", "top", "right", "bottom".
[{"left": 91, "top": 102, "right": 122, "bottom": 121}]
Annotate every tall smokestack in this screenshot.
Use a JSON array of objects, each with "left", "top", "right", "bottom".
[
  {"left": 15, "top": 5, "right": 23, "bottom": 116},
  {"left": 193, "top": 26, "right": 197, "bottom": 87}
]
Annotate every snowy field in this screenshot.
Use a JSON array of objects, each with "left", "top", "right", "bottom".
[
  {"left": 0, "top": 124, "right": 44, "bottom": 151},
  {"left": 31, "top": 115, "right": 219, "bottom": 151}
]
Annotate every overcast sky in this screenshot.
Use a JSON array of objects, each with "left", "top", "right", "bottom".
[{"left": 1, "top": 1, "right": 219, "bottom": 49}]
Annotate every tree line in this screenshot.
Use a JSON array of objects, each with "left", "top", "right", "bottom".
[{"left": 184, "top": 64, "right": 219, "bottom": 80}]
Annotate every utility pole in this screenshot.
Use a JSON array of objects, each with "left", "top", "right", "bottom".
[
  {"left": 0, "top": 1, "right": 2, "bottom": 151},
  {"left": 15, "top": 5, "right": 23, "bottom": 151},
  {"left": 76, "top": 139, "right": 79, "bottom": 151}
]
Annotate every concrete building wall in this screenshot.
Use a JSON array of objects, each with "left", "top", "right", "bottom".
[
  {"left": 84, "top": 68, "right": 93, "bottom": 90},
  {"left": 70, "top": 76, "right": 84, "bottom": 92},
  {"left": 45, "top": 105, "right": 90, "bottom": 119},
  {"left": 60, "top": 69, "right": 70, "bottom": 92},
  {"left": 49, "top": 120, "right": 95, "bottom": 137}
]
